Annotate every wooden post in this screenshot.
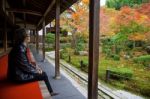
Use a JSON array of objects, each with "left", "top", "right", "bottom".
[
  {"left": 49, "top": 22, "right": 51, "bottom": 33},
  {"left": 54, "top": 0, "right": 60, "bottom": 79},
  {"left": 36, "top": 29, "right": 39, "bottom": 53},
  {"left": 33, "top": 30, "right": 36, "bottom": 44},
  {"left": 3, "top": 0, "right": 7, "bottom": 52},
  {"left": 106, "top": 70, "right": 110, "bottom": 82},
  {"left": 88, "top": 0, "right": 100, "bottom": 99},
  {"left": 3, "top": 16, "right": 7, "bottom": 52},
  {"left": 42, "top": 18, "right": 46, "bottom": 61}
]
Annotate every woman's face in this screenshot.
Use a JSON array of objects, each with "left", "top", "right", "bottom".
[{"left": 24, "top": 34, "right": 30, "bottom": 43}]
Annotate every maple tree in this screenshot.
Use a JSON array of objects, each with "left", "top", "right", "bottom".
[
  {"left": 60, "top": 0, "right": 89, "bottom": 50},
  {"left": 112, "top": 6, "right": 149, "bottom": 42},
  {"left": 137, "top": 3, "right": 150, "bottom": 41},
  {"left": 100, "top": 7, "right": 118, "bottom": 37},
  {"left": 137, "top": 3, "right": 150, "bottom": 19},
  {"left": 106, "top": 0, "right": 150, "bottom": 10},
  {"left": 104, "top": 6, "right": 150, "bottom": 55}
]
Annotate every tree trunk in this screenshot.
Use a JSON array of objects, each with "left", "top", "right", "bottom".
[{"left": 71, "top": 28, "right": 77, "bottom": 48}]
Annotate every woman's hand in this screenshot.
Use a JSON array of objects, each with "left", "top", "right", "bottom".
[
  {"left": 38, "top": 69, "right": 43, "bottom": 74},
  {"left": 36, "top": 65, "right": 43, "bottom": 74},
  {"left": 31, "top": 62, "right": 36, "bottom": 66}
]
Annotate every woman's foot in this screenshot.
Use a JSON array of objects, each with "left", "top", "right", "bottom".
[{"left": 50, "top": 92, "right": 59, "bottom": 96}]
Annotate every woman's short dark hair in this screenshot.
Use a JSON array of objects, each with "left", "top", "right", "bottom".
[{"left": 14, "top": 28, "right": 27, "bottom": 45}]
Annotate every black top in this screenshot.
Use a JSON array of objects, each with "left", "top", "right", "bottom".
[{"left": 7, "top": 43, "right": 38, "bottom": 81}]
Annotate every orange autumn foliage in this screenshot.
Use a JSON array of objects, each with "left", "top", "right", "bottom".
[
  {"left": 137, "top": 3, "right": 150, "bottom": 19},
  {"left": 71, "top": 3, "right": 89, "bottom": 34},
  {"left": 82, "top": 0, "right": 89, "bottom": 5},
  {"left": 128, "top": 33, "right": 147, "bottom": 41},
  {"left": 115, "top": 6, "right": 149, "bottom": 27}
]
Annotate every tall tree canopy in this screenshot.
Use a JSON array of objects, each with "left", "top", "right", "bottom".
[{"left": 106, "top": 0, "right": 150, "bottom": 10}]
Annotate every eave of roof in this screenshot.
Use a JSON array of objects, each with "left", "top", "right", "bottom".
[{"left": 6, "top": 0, "right": 78, "bottom": 30}]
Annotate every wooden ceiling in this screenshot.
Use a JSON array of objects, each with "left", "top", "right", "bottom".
[{"left": 6, "top": 0, "right": 78, "bottom": 30}]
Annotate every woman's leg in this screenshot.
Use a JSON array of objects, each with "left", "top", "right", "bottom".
[
  {"left": 34, "top": 72, "right": 53, "bottom": 93},
  {"left": 17, "top": 71, "right": 58, "bottom": 96}
]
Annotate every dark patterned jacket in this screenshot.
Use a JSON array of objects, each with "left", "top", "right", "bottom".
[{"left": 7, "top": 43, "right": 38, "bottom": 81}]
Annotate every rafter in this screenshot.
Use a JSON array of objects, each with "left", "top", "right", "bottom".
[
  {"left": 6, "top": 8, "right": 42, "bottom": 16},
  {"left": 37, "top": 0, "right": 55, "bottom": 27}
]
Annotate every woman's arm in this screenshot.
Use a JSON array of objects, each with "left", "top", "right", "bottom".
[{"left": 15, "top": 45, "right": 39, "bottom": 74}]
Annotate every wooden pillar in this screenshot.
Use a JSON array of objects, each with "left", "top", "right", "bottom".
[
  {"left": 54, "top": 0, "right": 60, "bottom": 79},
  {"left": 3, "top": 0, "right": 7, "bottom": 52},
  {"left": 33, "top": 30, "right": 36, "bottom": 44},
  {"left": 42, "top": 18, "right": 46, "bottom": 61},
  {"left": 23, "top": 0, "right": 26, "bottom": 28},
  {"left": 3, "top": 16, "right": 7, "bottom": 52},
  {"left": 49, "top": 22, "right": 51, "bottom": 33},
  {"left": 36, "top": 29, "right": 39, "bottom": 53},
  {"left": 88, "top": 0, "right": 100, "bottom": 99},
  {"left": 24, "top": 13, "right": 26, "bottom": 28}
]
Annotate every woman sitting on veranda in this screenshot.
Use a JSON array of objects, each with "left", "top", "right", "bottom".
[{"left": 7, "top": 28, "right": 58, "bottom": 96}]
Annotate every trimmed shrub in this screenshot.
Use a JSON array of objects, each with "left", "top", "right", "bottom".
[
  {"left": 60, "top": 37, "right": 71, "bottom": 43},
  {"left": 61, "top": 43, "right": 71, "bottom": 49},
  {"left": 113, "top": 54, "right": 120, "bottom": 61},
  {"left": 60, "top": 49, "right": 68, "bottom": 59},
  {"left": 80, "top": 60, "right": 88, "bottom": 72},
  {"left": 110, "top": 68, "right": 133, "bottom": 80},
  {"left": 133, "top": 55, "right": 150, "bottom": 66},
  {"left": 110, "top": 54, "right": 120, "bottom": 61}
]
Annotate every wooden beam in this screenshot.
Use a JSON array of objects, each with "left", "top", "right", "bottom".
[
  {"left": 6, "top": 8, "right": 43, "bottom": 16},
  {"left": 15, "top": 20, "right": 36, "bottom": 25},
  {"left": 16, "top": 23, "right": 36, "bottom": 29},
  {"left": 37, "top": 0, "right": 55, "bottom": 27},
  {"left": 42, "top": 18, "right": 46, "bottom": 61},
  {"left": 54, "top": 0, "right": 60, "bottom": 79},
  {"left": 88, "top": 0, "right": 100, "bottom": 99}
]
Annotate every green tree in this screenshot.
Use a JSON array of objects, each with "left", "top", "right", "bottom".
[
  {"left": 106, "top": 0, "right": 149, "bottom": 10},
  {"left": 45, "top": 33, "right": 55, "bottom": 48}
]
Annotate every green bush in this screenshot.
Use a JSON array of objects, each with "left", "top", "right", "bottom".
[
  {"left": 70, "top": 58, "right": 81, "bottom": 69},
  {"left": 75, "top": 37, "right": 87, "bottom": 53},
  {"left": 126, "top": 80, "right": 150, "bottom": 97},
  {"left": 60, "top": 49, "right": 68, "bottom": 59},
  {"left": 45, "top": 33, "right": 55, "bottom": 44},
  {"left": 102, "top": 47, "right": 111, "bottom": 56},
  {"left": 110, "top": 68, "right": 133, "bottom": 80},
  {"left": 113, "top": 54, "right": 120, "bottom": 61},
  {"left": 110, "top": 54, "right": 120, "bottom": 61},
  {"left": 60, "top": 48, "right": 74, "bottom": 62},
  {"left": 80, "top": 59, "right": 88, "bottom": 72},
  {"left": 45, "top": 47, "right": 54, "bottom": 52},
  {"left": 139, "top": 83, "right": 150, "bottom": 97},
  {"left": 82, "top": 60, "right": 88, "bottom": 66},
  {"left": 60, "top": 37, "right": 71, "bottom": 43},
  {"left": 133, "top": 55, "right": 150, "bottom": 66},
  {"left": 61, "top": 43, "right": 71, "bottom": 49}
]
